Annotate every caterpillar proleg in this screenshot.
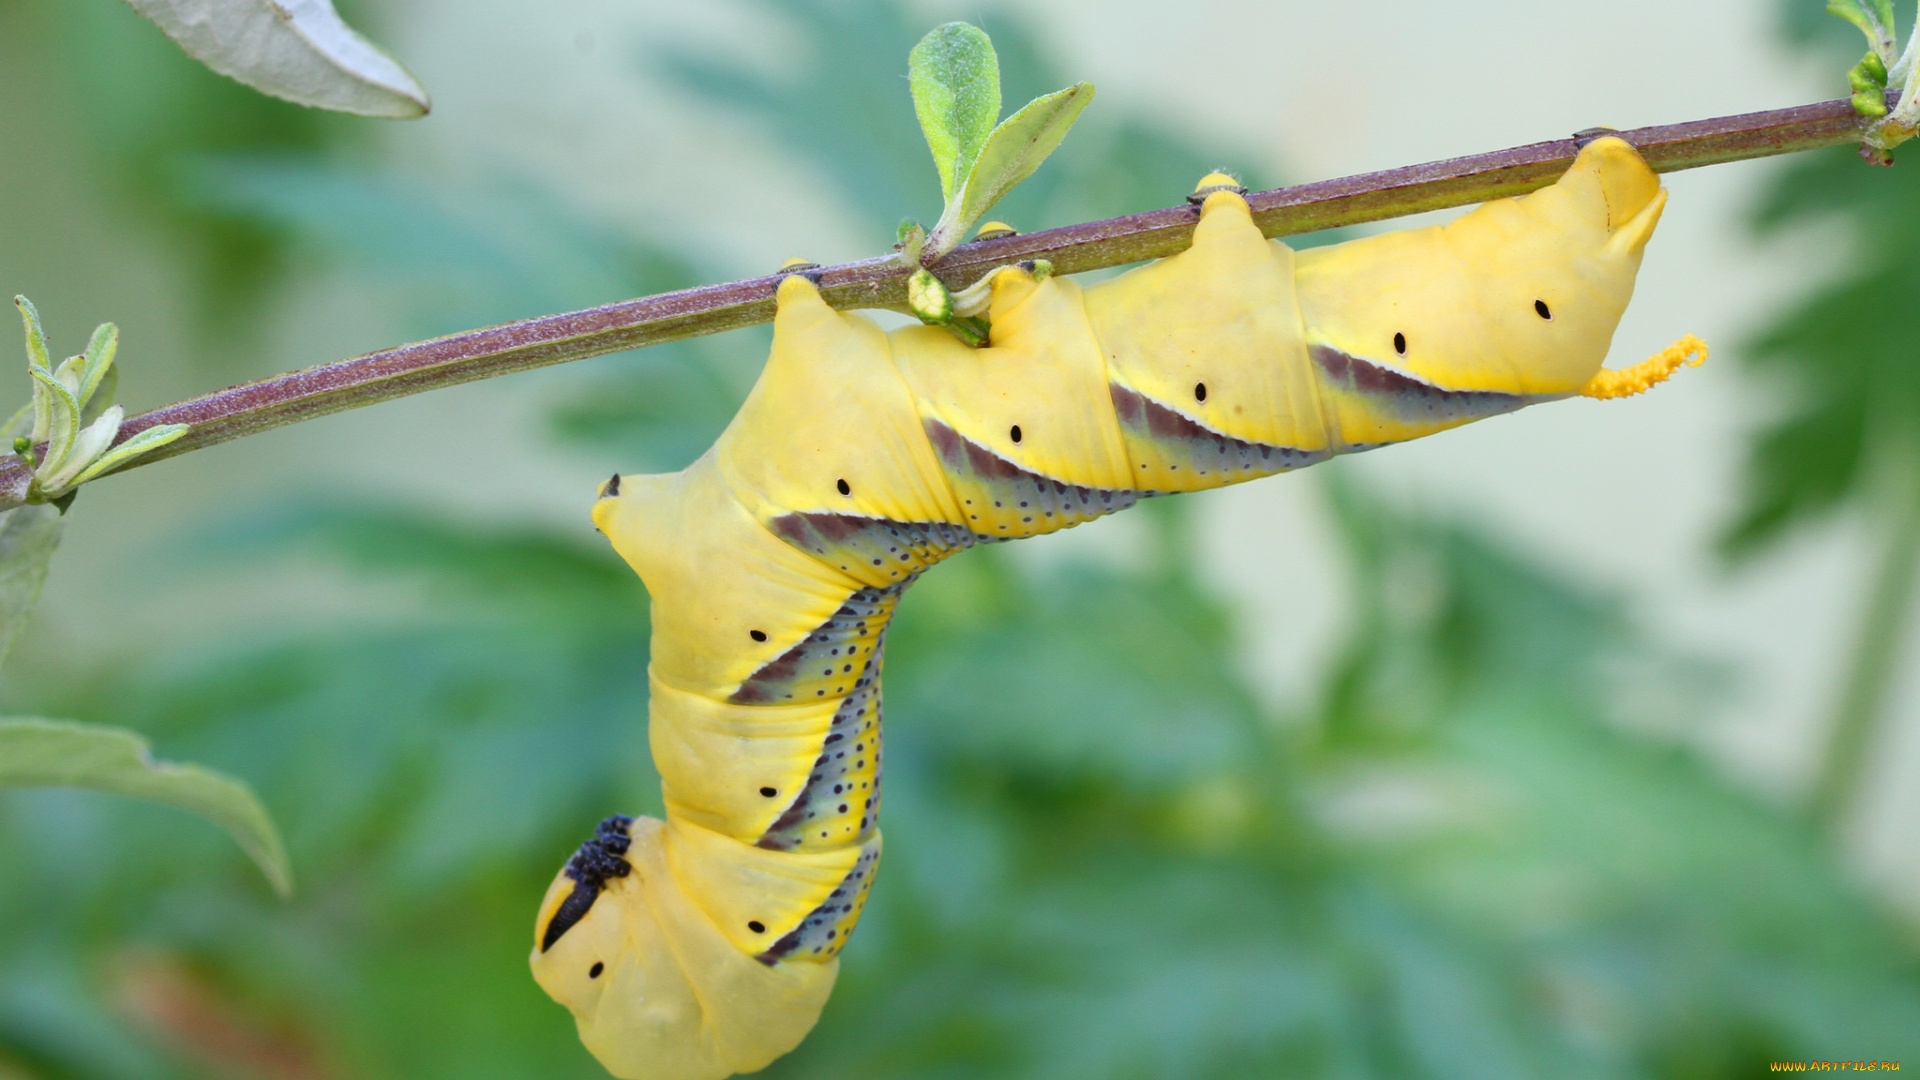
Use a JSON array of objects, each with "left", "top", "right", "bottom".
[{"left": 531, "top": 136, "right": 1690, "bottom": 1080}]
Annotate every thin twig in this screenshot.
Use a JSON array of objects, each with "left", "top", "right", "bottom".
[{"left": 0, "top": 95, "right": 1881, "bottom": 510}]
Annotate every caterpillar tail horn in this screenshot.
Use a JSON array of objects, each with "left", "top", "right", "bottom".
[
  {"left": 530, "top": 816, "right": 838, "bottom": 1080},
  {"left": 1579, "top": 335, "right": 1708, "bottom": 400}
]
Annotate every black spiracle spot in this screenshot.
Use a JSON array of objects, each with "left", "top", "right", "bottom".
[
  {"left": 589, "top": 962, "right": 604, "bottom": 979},
  {"left": 1534, "top": 299, "right": 1552, "bottom": 320},
  {"left": 1194, "top": 382, "right": 1207, "bottom": 402},
  {"left": 748, "top": 920, "right": 767, "bottom": 934},
  {"left": 759, "top": 786, "right": 778, "bottom": 797},
  {"left": 750, "top": 629, "right": 767, "bottom": 642},
  {"left": 836, "top": 478, "right": 851, "bottom": 496},
  {"left": 1393, "top": 332, "right": 1407, "bottom": 356},
  {"left": 1010, "top": 425, "right": 1023, "bottom": 444}
]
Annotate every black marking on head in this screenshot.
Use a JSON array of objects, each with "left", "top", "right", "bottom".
[
  {"left": 748, "top": 920, "right": 766, "bottom": 934},
  {"left": 1393, "top": 332, "right": 1407, "bottom": 356},
  {"left": 750, "top": 629, "right": 767, "bottom": 642},
  {"left": 1017, "top": 260, "right": 1036, "bottom": 274},
  {"left": 1194, "top": 382, "right": 1207, "bottom": 402},
  {"left": 836, "top": 478, "right": 851, "bottom": 496},
  {"left": 540, "top": 815, "right": 635, "bottom": 952},
  {"left": 1009, "top": 425, "right": 1022, "bottom": 444},
  {"left": 1534, "top": 299, "right": 1552, "bottom": 320},
  {"left": 589, "top": 962, "right": 604, "bottom": 979},
  {"left": 601, "top": 473, "right": 620, "bottom": 498}
]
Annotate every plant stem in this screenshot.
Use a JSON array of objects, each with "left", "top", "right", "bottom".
[
  {"left": 1811, "top": 433, "right": 1920, "bottom": 828},
  {"left": 0, "top": 95, "right": 1884, "bottom": 510}
]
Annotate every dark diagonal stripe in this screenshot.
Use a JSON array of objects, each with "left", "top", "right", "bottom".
[
  {"left": 756, "top": 669, "right": 883, "bottom": 853},
  {"left": 922, "top": 418, "right": 1140, "bottom": 534},
  {"left": 767, "top": 511, "right": 974, "bottom": 580},
  {"left": 729, "top": 583, "right": 904, "bottom": 704},
  {"left": 1311, "top": 344, "right": 1532, "bottom": 426},
  {"left": 1109, "top": 382, "right": 1328, "bottom": 479},
  {"left": 756, "top": 841, "right": 882, "bottom": 965}
]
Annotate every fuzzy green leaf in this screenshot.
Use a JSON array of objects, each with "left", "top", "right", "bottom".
[
  {"left": 929, "top": 82, "right": 1093, "bottom": 258},
  {"left": 68, "top": 423, "right": 190, "bottom": 487},
  {"left": 14, "top": 296, "right": 50, "bottom": 374},
  {"left": 29, "top": 369, "right": 79, "bottom": 479},
  {"left": 0, "top": 718, "right": 292, "bottom": 897},
  {"left": 120, "top": 0, "right": 430, "bottom": 118},
  {"left": 16, "top": 298, "right": 52, "bottom": 447},
  {"left": 909, "top": 22, "right": 1001, "bottom": 205},
  {"left": 77, "top": 323, "right": 118, "bottom": 411},
  {"left": 0, "top": 505, "right": 64, "bottom": 672}
]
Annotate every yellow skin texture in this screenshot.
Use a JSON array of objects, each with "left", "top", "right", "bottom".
[{"left": 532, "top": 136, "right": 1668, "bottom": 1080}]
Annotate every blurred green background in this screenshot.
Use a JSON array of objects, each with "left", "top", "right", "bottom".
[{"left": 3, "top": 0, "right": 1920, "bottom": 1077}]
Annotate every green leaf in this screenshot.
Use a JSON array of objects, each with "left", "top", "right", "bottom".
[
  {"left": 76, "top": 323, "right": 118, "bottom": 412},
  {"left": 119, "top": 0, "right": 431, "bottom": 119},
  {"left": 69, "top": 422, "right": 190, "bottom": 487},
  {"left": 909, "top": 22, "right": 1002, "bottom": 204},
  {"left": 16, "top": 297, "right": 53, "bottom": 448},
  {"left": 29, "top": 369, "right": 79, "bottom": 481},
  {"left": 1829, "top": 0, "right": 1898, "bottom": 62},
  {"left": 928, "top": 82, "right": 1095, "bottom": 259},
  {"left": 0, "top": 718, "right": 292, "bottom": 898},
  {"left": 14, "top": 296, "right": 50, "bottom": 374},
  {"left": 0, "top": 504, "right": 64, "bottom": 671}
]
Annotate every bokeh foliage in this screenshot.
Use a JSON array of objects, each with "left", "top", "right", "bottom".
[
  {"left": 1716, "top": 0, "right": 1920, "bottom": 825},
  {"left": 3, "top": 1, "right": 1919, "bottom": 1079}
]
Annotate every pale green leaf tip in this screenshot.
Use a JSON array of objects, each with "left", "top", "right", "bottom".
[{"left": 15, "top": 296, "right": 49, "bottom": 372}]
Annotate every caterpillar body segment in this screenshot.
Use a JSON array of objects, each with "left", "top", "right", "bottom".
[
  {"left": 533, "top": 137, "right": 1681, "bottom": 1080},
  {"left": 1084, "top": 189, "right": 1329, "bottom": 491},
  {"left": 1293, "top": 135, "right": 1666, "bottom": 404},
  {"left": 531, "top": 817, "right": 840, "bottom": 1080}
]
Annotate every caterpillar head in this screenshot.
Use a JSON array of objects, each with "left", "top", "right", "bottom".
[
  {"left": 1294, "top": 135, "right": 1666, "bottom": 397},
  {"left": 530, "top": 815, "right": 837, "bottom": 1080}
]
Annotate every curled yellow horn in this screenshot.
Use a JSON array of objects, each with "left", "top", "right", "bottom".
[{"left": 1580, "top": 335, "right": 1708, "bottom": 400}]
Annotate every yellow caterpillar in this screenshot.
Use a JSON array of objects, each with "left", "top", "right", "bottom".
[{"left": 529, "top": 136, "right": 1700, "bottom": 1080}]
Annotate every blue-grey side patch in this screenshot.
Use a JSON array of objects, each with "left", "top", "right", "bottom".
[
  {"left": 922, "top": 418, "right": 1141, "bottom": 535},
  {"left": 766, "top": 511, "right": 974, "bottom": 580},
  {"left": 1311, "top": 345, "right": 1534, "bottom": 426},
  {"left": 1108, "top": 381, "right": 1328, "bottom": 480},
  {"left": 730, "top": 582, "right": 907, "bottom": 704},
  {"left": 756, "top": 840, "right": 882, "bottom": 965},
  {"left": 756, "top": 666, "right": 882, "bottom": 853}
]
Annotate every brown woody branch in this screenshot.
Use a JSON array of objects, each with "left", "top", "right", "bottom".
[{"left": 0, "top": 95, "right": 1881, "bottom": 510}]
